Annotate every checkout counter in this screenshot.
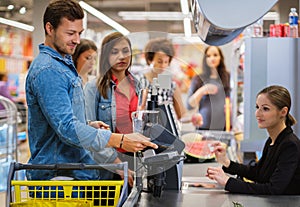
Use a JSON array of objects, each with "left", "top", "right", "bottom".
[
  {"left": 125, "top": 143, "right": 300, "bottom": 207},
  {"left": 124, "top": 134, "right": 300, "bottom": 207},
  {"left": 137, "top": 161, "right": 300, "bottom": 207},
  {"left": 135, "top": 187, "right": 300, "bottom": 207}
]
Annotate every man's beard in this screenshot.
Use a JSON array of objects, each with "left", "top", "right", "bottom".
[{"left": 53, "top": 35, "right": 76, "bottom": 56}]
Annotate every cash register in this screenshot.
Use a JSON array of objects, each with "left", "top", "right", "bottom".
[{"left": 125, "top": 74, "right": 185, "bottom": 205}]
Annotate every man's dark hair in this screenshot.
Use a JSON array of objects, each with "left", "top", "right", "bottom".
[{"left": 43, "top": 0, "right": 84, "bottom": 35}]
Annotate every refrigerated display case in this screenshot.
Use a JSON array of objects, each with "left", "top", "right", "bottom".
[{"left": 0, "top": 96, "right": 18, "bottom": 191}]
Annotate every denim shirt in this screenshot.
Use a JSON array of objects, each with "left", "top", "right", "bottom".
[
  {"left": 25, "top": 44, "right": 112, "bottom": 180},
  {"left": 84, "top": 74, "right": 141, "bottom": 164}
]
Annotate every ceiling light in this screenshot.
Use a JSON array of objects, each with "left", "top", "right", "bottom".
[
  {"left": 180, "top": 0, "right": 189, "bottom": 15},
  {"left": 79, "top": 1, "right": 130, "bottom": 35},
  {"left": 181, "top": 0, "right": 191, "bottom": 38},
  {"left": 19, "top": 6, "right": 26, "bottom": 15},
  {"left": 183, "top": 17, "right": 191, "bottom": 37},
  {"left": 7, "top": 5, "right": 14, "bottom": 10},
  {"left": 0, "top": 17, "right": 34, "bottom": 32},
  {"left": 118, "top": 11, "right": 187, "bottom": 21}
]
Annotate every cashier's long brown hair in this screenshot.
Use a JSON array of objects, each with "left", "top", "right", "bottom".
[
  {"left": 257, "top": 85, "right": 297, "bottom": 126},
  {"left": 96, "top": 32, "right": 132, "bottom": 99}
]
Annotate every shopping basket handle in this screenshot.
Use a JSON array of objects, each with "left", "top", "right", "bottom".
[{"left": 12, "top": 162, "right": 127, "bottom": 171}]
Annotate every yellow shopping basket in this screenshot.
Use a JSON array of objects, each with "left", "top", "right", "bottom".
[{"left": 6, "top": 162, "right": 128, "bottom": 207}]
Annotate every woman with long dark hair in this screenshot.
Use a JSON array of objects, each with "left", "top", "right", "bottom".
[
  {"left": 84, "top": 32, "right": 141, "bottom": 186},
  {"left": 187, "top": 46, "right": 230, "bottom": 130}
]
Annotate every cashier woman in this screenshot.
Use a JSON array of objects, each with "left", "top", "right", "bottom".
[{"left": 207, "top": 85, "right": 300, "bottom": 195}]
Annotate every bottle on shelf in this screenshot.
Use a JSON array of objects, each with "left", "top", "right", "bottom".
[
  {"left": 289, "top": 8, "right": 298, "bottom": 38},
  {"left": 252, "top": 19, "right": 263, "bottom": 37},
  {"left": 269, "top": 24, "right": 275, "bottom": 37},
  {"left": 298, "top": 19, "right": 300, "bottom": 37}
]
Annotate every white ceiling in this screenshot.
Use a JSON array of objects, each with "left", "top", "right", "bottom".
[
  {"left": 0, "top": 0, "right": 287, "bottom": 37},
  {"left": 0, "top": 0, "right": 189, "bottom": 34}
]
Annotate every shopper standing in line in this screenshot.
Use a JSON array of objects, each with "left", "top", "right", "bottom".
[
  {"left": 84, "top": 32, "right": 141, "bottom": 186},
  {"left": 25, "top": 0, "right": 157, "bottom": 181},
  {"left": 187, "top": 46, "right": 230, "bottom": 130},
  {"left": 137, "top": 37, "right": 187, "bottom": 120},
  {"left": 72, "top": 38, "right": 98, "bottom": 88},
  {"left": 207, "top": 85, "right": 300, "bottom": 195}
]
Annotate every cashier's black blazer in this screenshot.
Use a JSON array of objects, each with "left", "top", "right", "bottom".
[{"left": 223, "top": 126, "right": 300, "bottom": 195}]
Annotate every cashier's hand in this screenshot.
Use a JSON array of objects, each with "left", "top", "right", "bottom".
[
  {"left": 122, "top": 133, "right": 158, "bottom": 152},
  {"left": 206, "top": 166, "right": 229, "bottom": 187},
  {"left": 89, "top": 121, "right": 110, "bottom": 130},
  {"left": 212, "top": 142, "right": 230, "bottom": 168}
]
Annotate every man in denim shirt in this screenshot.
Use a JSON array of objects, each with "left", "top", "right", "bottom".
[{"left": 25, "top": 0, "right": 157, "bottom": 181}]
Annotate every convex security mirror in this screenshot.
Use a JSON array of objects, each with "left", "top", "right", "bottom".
[{"left": 190, "top": 0, "right": 278, "bottom": 46}]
